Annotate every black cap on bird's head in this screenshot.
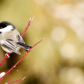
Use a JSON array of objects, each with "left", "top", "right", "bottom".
[
  {"left": 0, "top": 21, "right": 16, "bottom": 33},
  {"left": 0, "top": 21, "right": 15, "bottom": 29}
]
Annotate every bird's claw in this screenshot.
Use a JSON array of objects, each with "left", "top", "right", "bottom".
[{"left": 5, "top": 53, "right": 10, "bottom": 58}]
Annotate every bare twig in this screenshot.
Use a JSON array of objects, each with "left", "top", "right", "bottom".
[
  {"left": 0, "top": 55, "right": 8, "bottom": 66},
  {"left": 21, "top": 17, "right": 34, "bottom": 37},
  {"left": 5, "top": 76, "right": 26, "bottom": 84}
]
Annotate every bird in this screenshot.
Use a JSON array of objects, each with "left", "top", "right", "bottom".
[{"left": 0, "top": 21, "right": 32, "bottom": 57}]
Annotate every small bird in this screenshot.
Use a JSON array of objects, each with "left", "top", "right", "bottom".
[{"left": 0, "top": 21, "right": 32, "bottom": 57}]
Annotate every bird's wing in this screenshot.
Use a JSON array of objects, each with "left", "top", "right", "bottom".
[
  {"left": 16, "top": 35, "right": 32, "bottom": 51},
  {"left": 2, "top": 34, "right": 25, "bottom": 52},
  {"left": 16, "top": 35, "right": 25, "bottom": 43},
  {"left": 1, "top": 40, "right": 21, "bottom": 55},
  {"left": 1, "top": 40, "right": 17, "bottom": 51}
]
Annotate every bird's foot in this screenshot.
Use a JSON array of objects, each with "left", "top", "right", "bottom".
[{"left": 5, "top": 53, "right": 10, "bottom": 58}]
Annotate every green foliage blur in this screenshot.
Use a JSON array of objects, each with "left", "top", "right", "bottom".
[{"left": 0, "top": 0, "right": 84, "bottom": 84}]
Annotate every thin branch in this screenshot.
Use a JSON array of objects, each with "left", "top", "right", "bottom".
[
  {"left": 0, "top": 55, "right": 8, "bottom": 66},
  {"left": 0, "top": 17, "right": 34, "bottom": 66},
  {"left": 0, "top": 38, "right": 44, "bottom": 81},
  {"left": 5, "top": 76, "right": 26, "bottom": 84},
  {"left": 21, "top": 16, "right": 35, "bottom": 37}
]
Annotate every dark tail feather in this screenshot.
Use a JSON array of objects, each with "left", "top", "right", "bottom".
[{"left": 17, "top": 42, "right": 32, "bottom": 52}]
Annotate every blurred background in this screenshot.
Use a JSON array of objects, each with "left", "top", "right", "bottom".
[{"left": 0, "top": 0, "right": 84, "bottom": 84}]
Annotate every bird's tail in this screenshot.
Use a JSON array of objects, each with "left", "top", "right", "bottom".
[{"left": 17, "top": 42, "right": 32, "bottom": 52}]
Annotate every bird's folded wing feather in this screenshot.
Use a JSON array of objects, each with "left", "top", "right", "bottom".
[
  {"left": 16, "top": 35, "right": 25, "bottom": 43},
  {"left": 1, "top": 39, "right": 17, "bottom": 51}
]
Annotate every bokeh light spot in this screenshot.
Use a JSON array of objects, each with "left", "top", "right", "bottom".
[
  {"left": 60, "top": 43, "right": 76, "bottom": 59},
  {"left": 51, "top": 27, "right": 66, "bottom": 42}
]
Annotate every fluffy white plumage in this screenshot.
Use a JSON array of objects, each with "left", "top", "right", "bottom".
[{"left": 0, "top": 25, "right": 13, "bottom": 33}]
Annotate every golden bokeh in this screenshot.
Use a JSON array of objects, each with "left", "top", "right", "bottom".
[{"left": 0, "top": 0, "right": 84, "bottom": 84}]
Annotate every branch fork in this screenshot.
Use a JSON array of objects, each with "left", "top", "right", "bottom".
[{"left": 0, "top": 17, "right": 44, "bottom": 84}]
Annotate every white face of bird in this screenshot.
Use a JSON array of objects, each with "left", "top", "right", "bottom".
[
  {"left": 0, "top": 21, "right": 15, "bottom": 33},
  {"left": 0, "top": 25, "right": 14, "bottom": 33}
]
